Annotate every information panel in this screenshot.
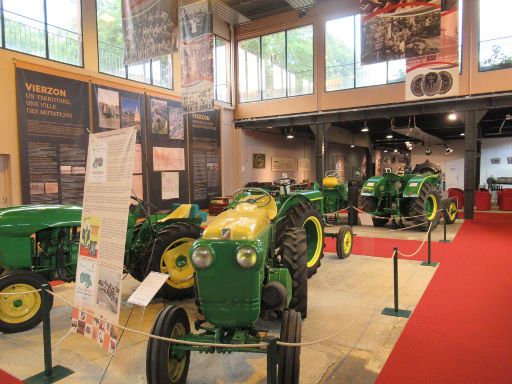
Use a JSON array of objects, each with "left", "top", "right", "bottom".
[{"left": 16, "top": 68, "right": 90, "bottom": 204}]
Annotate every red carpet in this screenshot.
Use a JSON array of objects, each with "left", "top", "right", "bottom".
[
  {"left": 374, "top": 213, "right": 512, "bottom": 383},
  {"left": 0, "top": 370, "right": 23, "bottom": 384}
]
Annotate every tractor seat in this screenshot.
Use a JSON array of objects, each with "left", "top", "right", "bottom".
[
  {"left": 323, "top": 176, "right": 339, "bottom": 189},
  {"left": 203, "top": 196, "right": 277, "bottom": 241},
  {"left": 158, "top": 204, "right": 197, "bottom": 222}
]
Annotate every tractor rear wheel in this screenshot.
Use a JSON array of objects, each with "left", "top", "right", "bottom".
[
  {"left": 361, "top": 196, "right": 389, "bottom": 227},
  {"left": 280, "top": 228, "right": 308, "bottom": 319},
  {"left": 0, "top": 271, "right": 52, "bottom": 333},
  {"left": 336, "top": 226, "right": 353, "bottom": 259},
  {"left": 278, "top": 309, "right": 302, "bottom": 384},
  {"left": 146, "top": 305, "right": 190, "bottom": 384},
  {"left": 277, "top": 202, "right": 324, "bottom": 278},
  {"left": 144, "top": 223, "right": 201, "bottom": 300},
  {"left": 406, "top": 184, "right": 441, "bottom": 231}
]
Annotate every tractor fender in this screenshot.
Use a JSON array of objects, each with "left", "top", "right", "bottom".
[
  {"left": 275, "top": 191, "right": 322, "bottom": 221},
  {"left": 360, "top": 176, "right": 386, "bottom": 197},
  {"left": 402, "top": 175, "right": 440, "bottom": 198}
]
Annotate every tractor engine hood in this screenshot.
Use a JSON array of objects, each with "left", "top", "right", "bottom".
[{"left": 0, "top": 205, "right": 82, "bottom": 236}]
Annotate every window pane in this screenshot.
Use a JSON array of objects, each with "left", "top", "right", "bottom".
[
  {"left": 479, "top": 0, "right": 512, "bottom": 70},
  {"left": 287, "top": 25, "right": 313, "bottom": 97},
  {"left": 355, "top": 15, "right": 387, "bottom": 87},
  {"left": 127, "top": 61, "right": 151, "bottom": 84},
  {"left": 387, "top": 59, "right": 406, "bottom": 83},
  {"left": 97, "top": 0, "right": 126, "bottom": 77},
  {"left": 152, "top": 56, "right": 173, "bottom": 89},
  {"left": 214, "top": 36, "right": 230, "bottom": 103},
  {"left": 325, "top": 16, "right": 355, "bottom": 91},
  {"left": 46, "top": 0, "right": 82, "bottom": 65},
  {"left": 262, "top": 31, "right": 286, "bottom": 99},
  {"left": 238, "top": 37, "right": 261, "bottom": 102},
  {"left": 3, "top": 0, "right": 46, "bottom": 57}
]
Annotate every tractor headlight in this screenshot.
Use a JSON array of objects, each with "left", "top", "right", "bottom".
[
  {"left": 191, "top": 247, "right": 213, "bottom": 269},
  {"left": 236, "top": 247, "right": 257, "bottom": 269}
]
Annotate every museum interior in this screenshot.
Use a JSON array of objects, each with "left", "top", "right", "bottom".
[{"left": 1, "top": 0, "right": 512, "bottom": 383}]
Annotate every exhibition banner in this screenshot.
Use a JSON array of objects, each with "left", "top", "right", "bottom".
[
  {"left": 405, "top": 2, "right": 459, "bottom": 100},
  {"left": 188, "top": 110, "right": 221, "bottom": 208},
  {"left": 360, "top": 0, "right": 442, "bottom": 65},
  {"left": 146, "top": 96, "right": 189, "bottom": 208},
  {"left": 15, "top": 67, "right": 89, "bottom": 205},
  {"left": 122, "top": 0, "right": 178, "bottom": 65},
  {"left": 179, "top": 0, "right": 214, "bottom": 113},
  {"left": 72, "top": 127, "right": 137, "bottom": 352}
]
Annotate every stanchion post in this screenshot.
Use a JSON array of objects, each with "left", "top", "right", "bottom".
[
  {"left": 382, "top": 248, "right": 411, "bottom": 318},
  {"left": 24, "top": 286, "right": 74, "bottom": 384},
  {"left": 349, "top": 206, "right": 354, "bottom": 229},
  {"left": 421, "top": 221, "right": 439, "bottom": 267},
  {"left": 439, "top": 207, "right": 450, "bottom": 243},
  {"left": 266, "top": 338, "right": 278, "bottom": 384}
]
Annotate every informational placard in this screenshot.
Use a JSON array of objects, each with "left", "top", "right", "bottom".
[
  {"left": 271, "top": 157, "right": 294, "bottom": 172},
  {"left": 298, "top": 158, "right": 311, "bottom": 172},
  {"left": 127, "top": 272, "right": 170, "bottom": 307},
  {"left": 405, "top": 2, "right": 459, "bottom": 100},
  {"left": 179, "top": 0, "right": 214, "bottom": 113},
  {"left": 72, "top": 128, "right": 137, "bottom": 352},
  {"left": 188, "top": 110, "right": 221, "bottom": 208},
  {"left": 360, "top": 0, "right": 441, "bottom": 65},
  {"left": 146, "top": 96, "right": 189, "bottom": 209},
  {"left": 122, "top": 0, "right": 178, "bottom": 65},
  {"left": 16, "top": 68, "right": 89, "bottom": 204}
]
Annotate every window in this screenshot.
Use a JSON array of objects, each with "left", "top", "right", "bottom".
[
  {"left": 214, "top": 36, "right": 231, "bottom": 103},
  {"left": 237, "top": 25, "right": 314, "bottom": 103},
  {"left": 96, "top": 0, "right": 173, "bottom": 89},
  {"left": 1, "top": 0, "right": 82, "bottom": 66},
  {"left": 479, "top": 0, "right": 512, "bottom": 71}
]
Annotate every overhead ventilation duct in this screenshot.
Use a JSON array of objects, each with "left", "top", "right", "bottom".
[
  {"left": 391, "top": 116, "right": 445, "bottom": 145},
  {"left": 212, "top": 0, "right": 251, "bottom": 25},
  {"left": 285, "top": 0, "right": 316, "bottom": 9}
]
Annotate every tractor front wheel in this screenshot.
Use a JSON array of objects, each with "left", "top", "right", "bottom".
[
  {"left": 146, "top": 305, "right": 190, "bottom": 384},
  {"left": 146, "top": 223, "right": 201, "bottom": 300},
  {"left": 278, "top": 309, "right": 302, "bottom": 384},
  {"left": 280, "top": 228, "right": 308, "bottom": 319},
  {"left": 407, "top": 184, "right": 441, "bottom": 231},
  {"left": 336, "top": 226, "right": 353, "bottom": 259},
  {"left": 0, "top": 271, "right": 52, "bottom": 333}
]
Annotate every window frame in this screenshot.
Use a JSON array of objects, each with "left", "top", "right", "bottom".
[
  {"left": 0, "top": 0, "right": 85, "bottom": 68},
  {"left": 237, "top": 23, "right": 315, "bottom": 104},
  {"left": 95, "top": 0, "right": 174, "bottom": 90},
  {"left": 214, "top": 34, "right": 232, "bottom": 104}
]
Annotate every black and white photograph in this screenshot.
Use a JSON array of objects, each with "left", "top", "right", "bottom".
[
  {"left": 96, "top": 267, "right": 121, "bottom": 315},
  {"left": 97, "top": 88, "right": 120, "bottom": 129},
  {"left": 360, "top": 0, "right": 441, "bottom": 64}
]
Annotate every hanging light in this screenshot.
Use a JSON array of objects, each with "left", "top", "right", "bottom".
[
  {"left": 386, "top": 134, "right": 393, "bottom": 139},
  {"left": 394, "top": 149, "right": 398, "bottom": 153},
  {"left": 286, "top": 127, "right": 294, "bottom": 139},
  {"left": 361, "top": 121, "right": 369, "bottom": 132},
  {"left": 448, "top": 113, "right": 458, "bottom": 121},
  {"left": 425, "top": 145, "right": 432, "bottom": 155},
  {"left": 460, "top": 132, "right": 465, "bottom": 136}
]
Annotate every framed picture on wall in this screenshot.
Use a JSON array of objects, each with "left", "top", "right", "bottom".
[
  {"left": 253, "top": 153, "right": 266, "bottom": 169},
  {"left": 508, "top": 157, "right": 512, "bottom": 164},
  {"left": 491, "top": 158, "right": 501, "bottom": 165}
]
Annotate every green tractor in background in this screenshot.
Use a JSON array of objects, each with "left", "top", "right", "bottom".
[
  {"left": 0, "top": 199, "right": 205, "bottom": 333},
  {"left": 321, "top": 170, "right": 361, "bottom": 224},
  {"left": 147, "top": 187, "right": 312, "bottom": 383},
  {"left": 360, "top": 161, "right": 458, "bottom": 230}
]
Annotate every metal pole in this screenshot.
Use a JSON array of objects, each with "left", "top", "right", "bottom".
[
  {"left": 393, "top": 248, "right": 398, "bottom": 314},
  {"left": 427, "top": 225, "right": 432, "bottom": 265},
  {"left": 350, "top": 206, "right": 354, "bottom": 228},
  {"left": 41, "top": 284, "right": 53, "bottom": 378},
  {"left": 443, "top": 208, "right": 447, "bottom": 242},
  {"left": 266, "top": 338, "right": 278, "bottom": 384}
]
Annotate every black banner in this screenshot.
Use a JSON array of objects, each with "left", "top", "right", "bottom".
[
  {"left": 122, "top": 0, "right": 178, "bottom": 65},
  {"left": 92, "top": 85, "right": 148, "bottom": 201},
  {"left": 146, "top": 96, "right": 189, "bottom": 210},
  {"left": 188, "top": 110, "right": 221, "bottom": 209},
  {"left": 16, "top": 68, "right": 89, "bottom": 205}
]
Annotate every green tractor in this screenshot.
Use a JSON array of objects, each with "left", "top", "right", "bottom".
[
  {"left": 360, "top": 161, "right": 458, "bottom": 230},
  {"left": 320, "top": 170, "right": 361, "bottom": 224},
  {"left": 0, "top": 199, "right": 204, "bottom": 333},
  {"left": 146, "top": 187, "right": 327, "bottom": 383}
]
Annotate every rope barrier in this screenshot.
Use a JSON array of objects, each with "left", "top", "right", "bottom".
[{"left": 396, "top": 222, "right": 433, "bottom": 258}]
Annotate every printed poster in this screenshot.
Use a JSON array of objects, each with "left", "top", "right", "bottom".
[
  {"left": 360, "top": 0, "right": 442, "bottom": 65},
  {"left": 161, "top": 172, "right": 180, "bottom": 200},
  {"left": 271, "top": 158, "right": 294, "bottom": 172},
  {"left": 73, "top": 128, "right": 137, "bottom": 353},
  {"left": 122, "top": 0, "right": 178, "bottom": 65},
  {"left": 179, "top": 0, "right": 214, "bottom": 113},
  {"left": 153, "top": 147, "right": 185, "bottom": 171},
  {"left": 405, "top": 2, "right": 459, "bottom": 100}
]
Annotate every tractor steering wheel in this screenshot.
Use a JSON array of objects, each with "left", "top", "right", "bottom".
[
  {"left": 325, "top": 170, "right": 341, "bottom": 178},
  {"left": 272, "top": 178, "right": 296, "bottom": 187},
  {"left": 232, "top": 187, "right": 273, "bottom": 208}
]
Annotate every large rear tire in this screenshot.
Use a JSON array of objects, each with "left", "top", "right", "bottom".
[
  {"left": 406, "top": 184, "right": 441, "bottom": 231},
  {"left": 143, "top": 223, "right": 201, "bottom": 300},
  {"left": 146, "top": 305, "right": 190, "bottom": 384},
  {"left": 278, "top": 309, "right": 302, "bottom": 384},
  {"left": 0, "top": 271, "right": 52, "bottom": 333},
  {"left": 280, "top": 228, "right": 308, "bottom": 319},
  {"left": 277, "top": 202, "right": 324, "bottom": 278}
]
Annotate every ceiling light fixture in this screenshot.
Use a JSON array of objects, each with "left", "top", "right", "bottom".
[
  {"left": 460, "top": 133, "right": 465, "bottom": 136},
  {"left": 386, "top": 134, "right": 393, "bottom": 139},
  {"left": 286, "top": 127, "right": 294, "bottom": 139},
  {"left": 394, "top": 149, "right": 398, "bottom": 153},
  {"left": 361, "top": 121, "right": 369, "bottom": 133},
  {"left": 448, "top": 113, "right": 458, "bottom": 121},
  {"left": 444, "top": 144, "right": 454, "bottom": 154},
  {"left": 425, "top": 145, "right": 432, "bottom": 156},
  {"left": 384, "top": 149, "right": 388, "bottom": 153}
]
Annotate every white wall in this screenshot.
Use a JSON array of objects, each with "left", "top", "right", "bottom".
[
  {"left": 480, "top": 137, "right": 512, "bottom": 186},
  {"left": 411, "top": 140, "right": 465, "bottom": 190},
  {"left": 241, "top": 131, "right": 316, "bottom": 185}
]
